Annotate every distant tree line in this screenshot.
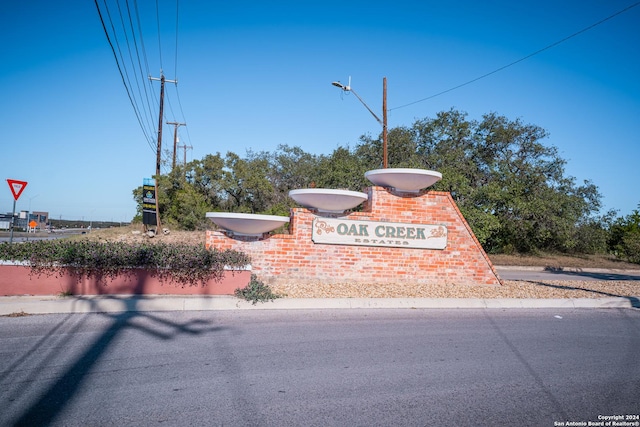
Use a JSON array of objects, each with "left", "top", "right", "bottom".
[{"left": 133, "top": 108, "right": 640, "bottom": 262}]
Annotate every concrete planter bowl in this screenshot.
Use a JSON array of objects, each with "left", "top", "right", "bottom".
[
  {"left": 365, "top": 168, "right": 442, "bottom": 192},
  {"left": 289, "top": 189, "right": 368, "bottom": 213},
  {"left": 206, "top": 212, "right": 290, "bottom": 236}
]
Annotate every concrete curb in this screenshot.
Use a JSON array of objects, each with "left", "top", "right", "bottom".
[{"left": 1, "top": 295, "right": 637, "bottom": 315}]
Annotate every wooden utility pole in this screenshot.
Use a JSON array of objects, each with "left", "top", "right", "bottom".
[
  {"left": 382, "top": 77, "right": 388, "bottom": 169},
  {"left": 149, "top": 73, "right": 177, "bottom": 230},
  {"left": 167, "top": 121, "right": 186, "bottom": 170},
  {"left": 179, "top": 143, "right": 193, "bottom": 167}
]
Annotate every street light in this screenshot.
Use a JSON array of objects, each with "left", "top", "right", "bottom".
[{"left": 332, "top": 77, "right": 388, "bottom": 168}]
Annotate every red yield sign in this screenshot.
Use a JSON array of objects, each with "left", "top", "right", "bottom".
[{"left": 7, "top": 179, "right": 28, "bottom": 201}]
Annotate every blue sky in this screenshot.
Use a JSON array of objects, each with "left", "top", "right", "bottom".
[{"left": 2, "top": 1, "right": 639, "bottom": 222}]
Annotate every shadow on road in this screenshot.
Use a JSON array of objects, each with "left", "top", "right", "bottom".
[
  {"left": 543, "top": 266, "right": 640, "bottom": 281},
  {"left": 8, "top": 271, "right": 225, "bottom": 427},
  {"left": 531, "top": 280, "right": 640, "bottom": 308}
]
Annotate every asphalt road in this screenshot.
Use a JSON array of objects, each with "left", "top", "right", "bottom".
[
  {"left": 1, "top": 309, "right": 639, "bottom": 426},
  {"left": 0, "top": 229, "right": 86, "bottom": 243}
]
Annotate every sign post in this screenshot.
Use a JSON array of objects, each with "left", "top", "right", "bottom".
[{"left": 6, "top": 179, "right": 28, "bottom": 244}]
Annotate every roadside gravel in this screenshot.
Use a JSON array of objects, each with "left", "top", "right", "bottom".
[{"left": 270, "top": 280, "right": 640, "bottom": 299}]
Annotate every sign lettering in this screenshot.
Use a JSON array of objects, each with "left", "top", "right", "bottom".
[
  {"left": 142, "top": 180, "right": 157, "bottom": 226},
  {"left": 312, "top": 218, "right": 447, "bottom": 249}
]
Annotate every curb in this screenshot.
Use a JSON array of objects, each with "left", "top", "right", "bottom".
[{"left": 1, "top": 295, "right": 637, "bottom": 315}]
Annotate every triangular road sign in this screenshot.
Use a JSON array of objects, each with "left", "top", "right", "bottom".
[{"left": 7, "top": 179, "right": 28, "bottom": 201}]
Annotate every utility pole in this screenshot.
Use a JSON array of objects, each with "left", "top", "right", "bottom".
[
  {"left": 178, "top": 143, "right": 193, "bottom": 176},
  {"left": 149, "top": 72, "right": 177, "bottom": 231},
  {"left": 382, "top": 77, "right": 388, "bottom": 168},
  {"left": 166, "top": 121, "right": 186, "bottom": 170}
]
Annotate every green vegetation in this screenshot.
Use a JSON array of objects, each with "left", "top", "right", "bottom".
[
  {"left": 234, "top": 275, "right": 283, "bottom": 305},
  {"left": 608, "top": 207, "right": 640, "bottom": 264},
  {"left": 133, "top": 108, "right": 638, "bottom": 263},
  {"left": 0, "top": 240, "right": 250, "bottom": 286}
]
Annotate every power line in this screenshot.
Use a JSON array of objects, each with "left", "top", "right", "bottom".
[
  {"left": 156, "top": 0, "right": 163, "bottom": 70},
  {"left": 94, "top": 0, "right": 155, "bottom": 153},
  {"left": 130, "top": 0, "right": 160, "bottom": 139},
  {"left": 124, "top": 0, "right": 157, "bottom": 141},
  {"left": 167, "top": 121, "right": 186, "bottom": 170},
  {"left": 102, "top": 0, "right": 157, "bottom": 148},
  {"left": 390, "top": 1, "right": 640, "bottom": 111},
  {"left": 174, "top": 86, "right": 193, "bottom": 146},
  {"left": 174, "top": 0, "right": 180, "bottom": 79},
  {"left": 168, "top": 0, "right": 192, "bottom": 150},
  {"left": 116, "top": 0, "right": 156, "bottom": 142},
  {"left": 97, "top": 0, "right": 190, "bottom": 160}
]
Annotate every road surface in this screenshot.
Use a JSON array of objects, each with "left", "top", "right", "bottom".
[{"left": 1, "top": 309, "right": 638, "bottom": 426}]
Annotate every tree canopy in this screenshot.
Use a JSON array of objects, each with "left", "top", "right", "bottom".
[{"left": 132, "top": 108, "right": 634, "bottom": 258}]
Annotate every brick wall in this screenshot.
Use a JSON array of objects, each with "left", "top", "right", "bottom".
[{"left": 206, "top": 187, "right": 501, "bottom": 286}]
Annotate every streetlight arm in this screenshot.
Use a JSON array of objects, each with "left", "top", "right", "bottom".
[
  {"left": 332, "top": 77, "right": 388, "bottom": 168},
  {"left": 332, "top": 82, "right": 383, "bottom": 127},
  {"left": 349, "top": 89, "right": 383, "bottom": 127}
]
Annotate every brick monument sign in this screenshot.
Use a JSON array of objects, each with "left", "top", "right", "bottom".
[{"left": 206, "top": 186, "right": 501, "bottom": 288}]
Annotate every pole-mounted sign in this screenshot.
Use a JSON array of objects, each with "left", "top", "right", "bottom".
[
  {"left": 7, "top": 179, "right": 28, "bottom": 201},
  {"left": 6, "top": 179, "right": 28, "bottom": 244},
  {"left": 142, "top": 178, "right": 157, "bottom": 227}
]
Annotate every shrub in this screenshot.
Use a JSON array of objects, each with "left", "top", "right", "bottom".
[
  {"left": 608, "top": 207, "right": 640, "bottom": 264},
  {"left": 622, "top": 232, "right": 640, "bottom": 264},
  {"left": 235, "top": 275, "right": 282, "bottom": 305},
  {"left": 0, "top": 240, "right": 250, "bottom": 287}
]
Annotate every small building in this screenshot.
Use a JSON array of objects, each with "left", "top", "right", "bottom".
[
  {"left": 30, "top": 211, "right": 49, "bottom": 230},
  {"left": 0, "top": 211, "right": 49, "bottom": 231}
]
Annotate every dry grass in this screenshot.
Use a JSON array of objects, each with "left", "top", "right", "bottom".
[
  {"left": 76, "top": 225, "right": 206, "bottom": 246},
  {"left": 2, "top": 311, "right": 31, "bottom": 317}
]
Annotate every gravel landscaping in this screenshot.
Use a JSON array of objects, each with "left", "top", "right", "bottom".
[{"left": 270, "top": 280, "right": 640, "bottom": 299}]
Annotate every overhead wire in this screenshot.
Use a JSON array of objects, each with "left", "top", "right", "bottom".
[
  {"left": 174, "top": 0, "right": 179, "bottom": 80},
  {"left": 113, "top": 0, "right": 158, "bottom": 145},
  {"left": 117, "top": 0, "right": 157, "bottom": 143},
  {"left": 149, "top": 0, "right": 182, "bottom": 174},
  {"left": 155, "top": 0, "right": 163, "bottom": 71},
  {"left": 390, "top": 1, "right": 640, "bottom": 111},
  {"left": 125, "top": 0, "right": 158, "bottom": 141},
  {"left": 97, "top": 0, "right": 193, "bottom": 169},
  {"left": 174, "top": 88, "right": 193, "bottom": 154},
  {"left": 169, "top": 0, "right": 194, "bottom": 164},
  {"left": 95, "top": 0, "right": 156, "bottom": 154},
  {"left": 132, "top": 0, "right": 160, "bottom": 133},
  {"left": 105, "top": 0, "right": 157, "bottom": 148}
]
